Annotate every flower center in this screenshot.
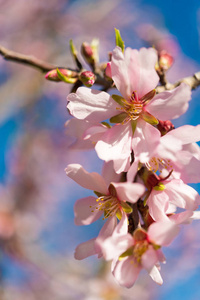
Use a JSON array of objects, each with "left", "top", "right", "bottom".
[
  {"left": 146, "top": 157, "right": 173, "bottom": 175},
  {"left": 90, "top": 195, "right": 122, "bottom": 220},
  {"left": 133, "top": 240, "right": 149, "bottom": 263},
  {"left": 117, "top": 92, "right": 143, "bottom": 122}
]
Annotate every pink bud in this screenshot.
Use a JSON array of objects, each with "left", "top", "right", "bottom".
[
  {"left": 45, "top": 69, "right": 77, "bottom": 81},
  {"left": 79, "top": 71, "right": 96, "bottom": 87},
  {"left": 157, "top": 120, "right": 175, "bottom": 136},
  {"left": 105, "top": 62, "right": 112, "bottom": 79},
  {"left": 158, "top": 50, "right": 174, "bottom": 71}
]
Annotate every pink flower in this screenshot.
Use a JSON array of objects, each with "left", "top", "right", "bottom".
[
  {"left": 65, "top": 163, "right": 145, "bottom": 225},
  {"left": 67, "top": 47, "right": 191, "bottom": 173},
  {"left": 147, "top": 178, "right": 200, "bottom": 222},
  {"left": 100, "top": 220, "right": 179, "bottom": 288},
  {"left": 127, "top": 124, "right": 200, "bottom": 184}
]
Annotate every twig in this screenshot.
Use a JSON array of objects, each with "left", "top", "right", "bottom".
[
  {"left": 1, "top": 45, "right": 200, "bottom": 92},
  {"left": 0, "top": 45, "right": 55, "bottom": 73},
  {"left": 156, "top": 71, "right": 200, "bottom": 93}
]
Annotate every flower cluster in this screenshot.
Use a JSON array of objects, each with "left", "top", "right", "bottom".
[{"left": 65, "top": 34, "right": 200, "bottom": 288}]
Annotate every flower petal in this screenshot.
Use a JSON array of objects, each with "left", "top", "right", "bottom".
[
  {"left": 111, "top": 47, "right": 159, "bottom": 99},
  {"left": 146, "top": 83, "right": 191, "bottom": 120},
  {"left": 67, "top": 87, "right": 117, "bottom": 122},
  {"left": 148, "top": 221, "right": 179, "bottom": 246},
  {"left": 65, "top": 164, "right": 108, "bottom": 194},
  {"left": 165, "top": 179, "right": 200, "bottom": 210},
  {"left": 74, "top": 238, "right": 97, "bottom": 260},
  {"left": 95, "top": 123, "right": 132, "bottom": 171},
  {"left": 74, "top": 196, "right": 103, "bottom": 225},
  {"left": 148, "top": 266, "right": 163, "bottom": 285},
  {"left": 113, "top": 256, "right": 141, "bottom": 288},
  {"left": 112, "top": 182, "right": 145, "bottom": 203}
]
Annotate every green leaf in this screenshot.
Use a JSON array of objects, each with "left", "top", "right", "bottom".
[
  {"left": 57, "top": 68, "right": 77, "bottom": 84},
  {"left": 141, "top": 110, "right": 159, "bottom": 125},
  {"left": 115, "top": 28, "right": 125, "bottom": 53},
  {"left": 131, "top": 120, "right": 137, "bottom": 135},
  {"left": 101, "top": 121, "right": 111, "bottom": 128},
  {"left": 69, "top": 39, "right": 82, "bottom": 70},
  {"left": 119, "top": 247, "right": 133, "bottom": 260},
  {"left": 153, "top": 182, "right": 166, "bottom": 191},
  {"left": 120, "top": 202, "right": 133, "bottom": 214},
  {"left": 110, "top": 113, "right": 127, "bottom": 124},
  {"left": 111, "top": 94, "right": 124, "bottom": 107},
  {"left": 94, "top": 191, "right": 104, "bottom": 197}
]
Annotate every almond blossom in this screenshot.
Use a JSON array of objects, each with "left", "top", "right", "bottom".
[
  {"left": 127, "top": 124, "right": 200, "bottom": 184},
  {"left": 65, "top": 163, "right": 145, "bottom": 227},
  {"left": 100, "top": 219, "right": 180, "bottom": 288},
  {"left": 67, "top": 46, "right": 191, "bottom": 173}
]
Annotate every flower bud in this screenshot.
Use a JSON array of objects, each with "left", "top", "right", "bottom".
[
  {"left": 157, "top": 120, "right": 175, "bottom": 136},
  {"left": 81, "top": 39, "right": 99, "bottom": 68},
  {"left": 45, "top": 68, "right": 77, "bottom": 82},
  {"left": 78, "top": 70, "right": 96, "bottom": 87},
  {"left": 104, "top": 62, "right": 112, "bottom": 80},
  {"left": 158, "top": 50, "right": 174, "bottom": 71}
]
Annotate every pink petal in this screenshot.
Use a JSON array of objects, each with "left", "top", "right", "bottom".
[
  {"left": 146, "top": 83, "right": 191, "bottom": 120},
  {"left": 67, "top": 87, "right": 117, "bottom": 122},
  {"left": 141, "top": 246, "right": 158, "bottom": 271},
  {"left": 102, "top": 233, "right": 133, "bottom": 261},
  {"left": 101, "top": 214, "right": 132, "bottom": 260},
  {"left": 147, "top": 191, "right": 170, "bottom": 222},
  {"left": 174, "top": 150, "right": 200, "bottom": 183},
  {"left": 74, "top": 196, "right": 103, "bottom": 225},
  {"left": 112, "top": 182, "right": 145, "bottom": 203},
  {"left": 127, "top": 158, "right": 139, "bottom": 182},
  {"left": 65, "top": 164, "right": 108, "bottom": 194},
  {"left": 113, "top": 256, "right": 141, "bottom": 288},
  {"left": 111, "top": 47, "right": 159, "bottom": 100},
  {"left": 167, "top": 124, "right": 200, "bottom": 144},
  {"left": 165, "top": 179, "right": 200, "bottom": 210},
  {"left": 169, "top": 211, "right": 193, "bottom": 225},
  {"left": 101, "top": 161, "right": 121, "bottom": 186},
  {"left": 133, "top": 119, "right": 160, "bottom": 163},
  {"left": 74, "top": 238, "right": 97, "bottom": 260},
  {"left": 148, "top": 266, "right": 163, "bottom": 285},
  {"left": 95, "top": 216, "right": 117, "bottom": 254},
  {"left": 95, "top": 123, "right": 132, "bottom": 167},
  {"left": 148, "top": 221, "right": 179, "bottom": 246}
]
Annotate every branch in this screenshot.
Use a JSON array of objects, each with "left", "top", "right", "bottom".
[
  {"left": 0, "top": 45, "right": 55, "bottom": 73},
  {"left": 156, "top": 71, "right": 200, "bottom": 93},
  {"left": 1, "top": 45, "right": 200, "bottom": 92}
]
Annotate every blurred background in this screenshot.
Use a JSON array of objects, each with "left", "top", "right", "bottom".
[{"left": 0, "top": 0, "right": 200, "bottom": 299}]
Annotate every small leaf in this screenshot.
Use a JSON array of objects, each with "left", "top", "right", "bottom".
[
  {"left": 141, "top": 110, "right": 159, "bottom": 125},
  {"left": 153, "top": 182, "right": 166, "bottom": 191},
  {"left": 57, "top": 68, "right": 77, "bottom": 84},
  {"left": 119, "top": 247, "right": 133, "bottom": 260},
  {"left": 101, "top": 121, "right": 111, "bottom": 128},
  {"left": 116, "top": 209, "right": 122, "bottom": 220},
  {"left": 140, "top": 89, "right": 156, "bottom": 103},
  {"left": 69, "top": 39, "right": 82, "bottom": 70},
  {"left": 131, "top": 120, "right": 137, "bottom": 135},
  {"left": 120, "top": 201, "right": 133, "bottom": 214},
  {"left": 110, "top": 113, "right": 127, "bottom": 123},
  {"left": 115, "top": 28, "right": 125, "bottom": 53},
  {"left": 94, "top": 191, "right": 104, "bottom": 197},
  {"left": 111, "top": 94, "right": 125, "bottom": 107}
]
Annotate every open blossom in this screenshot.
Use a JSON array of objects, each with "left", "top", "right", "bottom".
[
  {"left": 127, "top": 124, "right": 200, "bottom": 184},
  {"left": 100, "top": 219, "right": 179, "bottom": 288},
  {"left": 67, "top": 46, "right": 191, "bottom": 173},
  {"left": 146, "top": 177, "right": 200, "bottom": 221},
  {"left": 65, "top": 163, "right": 145, "bottom": 226}
]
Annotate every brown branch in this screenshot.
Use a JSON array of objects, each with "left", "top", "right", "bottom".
[
  {"left": 156, "top": 71, "right": 200, "bottom": 93},
  {"left": 1, "top": 44, "right": 200, "bottom": 92},
  {"left": 0, "top": 45, "right": 56, "bottom": 73}
]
